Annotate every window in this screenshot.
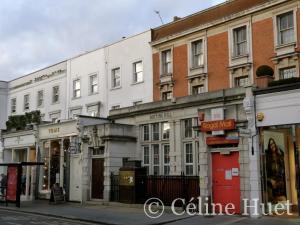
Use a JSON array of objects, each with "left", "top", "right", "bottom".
[
  {"left": 90, "top": 74, "right": 98, "bottom": 94},
  {"left": 143, "top": 125, "right": 150, "bottom": 141},
  {"left": 162, "top": 91, "right": 172, "bottom": 101},
  {"left": 73, "top": 79, "right": 81, "bottom": 98},
  {"left": 191, "top": 40, "right": 204, "bottom": 67},
  {"left": 70, "top": 108, "right": 82, "bottom": 118},
  {"left": 11, "top": 98, "right": 16, "bottom": 114},
  {"left": 143, "top": 146, "right": 150, "bottom": 174},
  {"left": 111, "top": 105, "right": 120, "bottom": 110},
  {"left": 112, "top": 68, "right": 121, "bottom": 88},
  {"left": 162, "top": 122, "right": 170, "bottom": 140},
  {"left": 185, "top": 143, "right": 193, "bottom": 175},
  {"left": 87, "top": 104, "right": 99, "bottom": 117},
  {"left": 192, "top": 85, "right": 205, "bottom": 95},
  {"left": 52, "top": 86, "right": 59, "bottom": 103},
  {"left": 24, "top": 94, "right": 30, "bottom": 111},
  {"left": 49, "top": 112, "right": 60, "bottom": 122},
  {"left": 233, "top": 26, "right": 247, "bottom": 57},
  {"left": 152, "top": 144, "right": 160, "bottom": 175},
  {"left": 235, "top": 76, "right": 249, "bottom": 87},
  {"left": 152, "top": 123, "right": 159, "bottom": 141},
  {"left": 184, "top": 119, "right": 193, "bottom": 138},
  {"left": 163, "top": 144, "right": 170, "bottom": 175},
  {"left": 279, "top": 67, "right": 297, "bottom": 80},
  {"left": 277, "top": 11, "right": 295, "bottom": 45},
  {"left": 161, "top": 49, "right": 172, "bottom": 74},
  {"left": 133, "top": 61, "right": 143, "bottom": 83},
  {"left": 133, "top": 100, "right": 142, "bottom": 106},
  {"left": 37, "top": 90, "right": 44, "bottom": 107}
]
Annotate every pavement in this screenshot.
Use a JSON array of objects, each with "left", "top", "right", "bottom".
[{"left": 0, "top": 200, "right": 299, "bottom": 225}]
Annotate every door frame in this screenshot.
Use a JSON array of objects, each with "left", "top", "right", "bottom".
[{"left": 90, "top": 156, "right": 105, "bottom": 200}]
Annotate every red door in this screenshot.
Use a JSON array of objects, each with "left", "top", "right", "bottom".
[{"left": 212, "top": 152, "right": 240, "bottom": 214}]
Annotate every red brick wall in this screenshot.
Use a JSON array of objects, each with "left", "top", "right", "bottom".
[
  {"left": 152, "top": 52, "right": 160, "bottom": 101},
  {"left": 207, "top": 31, "right": 229, "bottom": 91},
  {"left": 173, "top": 44, "right": 188, "bottom": 98},
  {"left": 252, "top": 18, "right": 275, "bottom": 80}
]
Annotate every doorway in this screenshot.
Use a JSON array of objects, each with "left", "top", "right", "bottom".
[
  {"left": 212, "top": 151, "right": 241, "bottom": 214},
  {"left": 69, "top": 155, "right": 82, "bottom": 202},
  {"left": 91, "top": 158, "right": 104, "bottom": 199}
]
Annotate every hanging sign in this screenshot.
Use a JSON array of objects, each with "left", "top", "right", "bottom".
[
  {"left": 201, "top": 119, "right": 236, "bottom": 132},
  {"left": 206, "top": 136, "right": 239, "bottom": 145}
]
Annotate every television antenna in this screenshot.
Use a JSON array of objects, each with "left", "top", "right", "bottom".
[{"left": 154, "top": 10, "right": 164, "bottom": 25}]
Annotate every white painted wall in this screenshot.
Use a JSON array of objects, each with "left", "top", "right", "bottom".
[
  {"left": 0, "top": 81, "right": 8, "bottom": 129},
  {"left": 7, "top": 61, "right": 67, "bottom": 121},
  {"left": 106, "top": 30, "right": 153, "bottom": 111},
  {"left": 256, "top": 89, "right": 300, "bottom": 127}
]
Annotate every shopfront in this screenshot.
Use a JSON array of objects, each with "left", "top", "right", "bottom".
[
  {"left": 2, "top": 129, "right": 38, "bottom": 201},
  {"left": 255, "top": 84, "right": 300, "bottom": 216},
  {"left": 38, "top": 116, "right": 109, "bottom": 201}
]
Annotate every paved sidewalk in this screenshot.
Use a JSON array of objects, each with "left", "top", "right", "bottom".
[{"left": 0, "top": 200, "right": 299, "bottom": 225}]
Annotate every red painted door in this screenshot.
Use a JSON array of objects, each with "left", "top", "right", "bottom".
[{"left": 212, "top": 152, "right": 240, "bottom": 214}]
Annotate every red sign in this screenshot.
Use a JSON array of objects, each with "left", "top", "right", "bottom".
[
  {"left": 206, "top": 136, "right": 239, "bottom": 146},
  {"left": 200, "top": 119, "right": 236, "bottom": 132},
  {"left": 6, "top": 166, "right": 18, "bottom": 201}
]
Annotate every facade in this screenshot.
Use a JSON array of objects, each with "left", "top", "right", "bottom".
[{"left": 0, "top": 81, "right": 8, "bottom": 130}]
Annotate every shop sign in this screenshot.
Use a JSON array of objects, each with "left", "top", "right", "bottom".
[
  {"left": 201, "top": 119, "right": 236, "bottom": 132},
  {"left": 206, "top": 136, "right": 239, "bottom": 145},
  {"left": 48, "top": 127, "right": 60, "bottom": 134},
  {"left": 6, "top": 166, "right": 18, "bottom": 201},
  {"left": 119, "top": 171, "right": 135, "bottom": 186}
]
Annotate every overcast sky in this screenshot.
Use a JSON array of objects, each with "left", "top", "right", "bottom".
[{"left": 0, "top": 0, "right": 225, "bottom": 81}]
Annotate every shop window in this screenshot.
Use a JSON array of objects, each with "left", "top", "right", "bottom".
[
  {"left": 277, "top": 11, "right": 295, "bottom": 45},
  {"left": 152, "top": 123, "right": 160, "bottom": 141},
  {"left": 162, "top": 122, "right": 170, "bottom": 140},
  {"left": 185, "top": 143, "right": 194, "bottom": 175},
  {"left": 143, "top": 125, "right": 150, "bottom": 141},
  {"left": 163, "top": 144, "right": 170, "bottom": 175},
  {"left": 279, "top": 67, "right": 297, "bottom": 80},
  {"left": 152, "top": 144, "right": 160, "bottom": 175},
  {"left": 233, "top": 26, "right": 247, "bottom": 57}
]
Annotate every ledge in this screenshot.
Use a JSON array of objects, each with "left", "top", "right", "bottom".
[{"left": 253, "top": 82, "right": 300, "bottom": 95}]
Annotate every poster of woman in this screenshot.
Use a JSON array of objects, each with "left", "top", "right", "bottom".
[{"left": 263, "top": 131, "right": 286, "bottom": 204}]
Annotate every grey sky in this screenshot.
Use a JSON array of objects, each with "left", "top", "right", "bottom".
[{"left": 0, "top": 0, "right": 225, "bottom": 81}]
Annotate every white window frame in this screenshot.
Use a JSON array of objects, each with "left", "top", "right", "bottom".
[
  {"left": 37, "top": 90, "right": 44, "bottom": 108},
  {"left": 111, "top": 67, "right": 121, "bottom": 88},
  {"left": 191, "top": 84, "right": 205, "bottom": 95},
  {"left": 143, "top": 145, "right": 150, "bottom": 174},
  {"left": 142, "top": 124, "right": 150, "bottom": 141},
  {"left": 73, "top": 79, "right": 81, "bottom": 98},
  {"left": 160, "top": 49, "right": 172, "bottom": 75},
  {"left": 183, "top": 118, "right": 193, "bottom": 138},
  {"left": 184, "top": 142, "right": 194, "bottom": 176},
  {"left": 233, "top": 25, "right": 248, "bottom": 57},
  {"left": 151, "top": 123, "right": 160, "bottom": 141},
  {"left": 279, "top": 66, "right": 298, "bottom": 80},
  {"left": 152, "top": 144, "right": 160, "bottom": 175},
  {"left": 23, "top": 94, "right": 30, "bottom": 111},
  {"left": 52, "top": 85, "right": 60, "bottom": 104},
  {"left": 163, "top": 144, "right": 170, "bottom": 175},
  {"left": 190, "top": 39, "right": 204, "bottom": 68},
  {"left": 275, "top": 10, "right": 296, "bottom": 46},
  {"left": 89, "top": 74, "right": 98, "bottom": 95},
  {"left": 161, "top": 91, "right": 172, "bottom": 101},
  {"left": 162, "top": 122, "right": 170, "bottom": 140},
  {"left": 133, "top": 61, "right": 143, "bottom": 83},
  {"left": 11, "top": 98, "right": 17, "bottom": 114},
  {"left": 234, "top": 75, "right": 250, "bottom": 87}
]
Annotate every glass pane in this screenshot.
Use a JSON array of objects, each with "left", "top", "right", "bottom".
[{"left": 162, "top": 122, "right": 170, "bottom": 139}]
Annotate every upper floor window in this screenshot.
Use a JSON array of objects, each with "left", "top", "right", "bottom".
[
  {"left": 112, "top": 68, "right": 121, "bottom": 88},
  {"left": 52, "top": 86, "right": 59, "bottom": 103},
  {"left": 184, "top": 118, "right": 193, "bottom": 138},
  {"left": 152, "top": 123, "right": 160, "bottom": 141},
  {"left": 191, "top": 40, "right": 204, "bottom": 68},
  {"left": 277, "top": 11, "right": 295, "bottom": 45},
  {"left": 233, "top": 26, "right": 247, "bottom": 57},
  {"left": 24, "top": 94, "right": 30, "bottom": 111},
  {"left": 162, "top": 91, "right": 172, "bottom": 101},
  {"left": 162, "top": 122, "right": 170, "bottom": 140},
  {"left": 11, "top": 98, "right": 16, "bottom": 114},
  {"left": 73, "top": 79, "right": 81, "bottom": 98},
  {"left": 279, "top": 67, "right": 297, "bottom": 80},
  {"left": 192, "top": 85, "right": 205, "bottom": 95},
  {"left": 143, "top": 125, "right": 150, "bottom": 141},
  {"left": 133, "top": 61, "right": 143, "bottom": 83},
  {"left": 90, "top": 74, "right": 98, "bottom": 94},
  {"left": 37, "top": 90, "right": 44, "bottom": 107},
  {"left": 161, "top": 49, "right": 172, "bottom": 74},
  {"left": 235, "top": 76, "right": 249, "bottom": 87}
]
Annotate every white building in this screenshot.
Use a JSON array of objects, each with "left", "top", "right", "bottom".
[
  {"left": 67, "top": 30, "right": 152, "bottom": 118},
  {"left": 0, "top": 81, "right": 8, "bottom": 129}
]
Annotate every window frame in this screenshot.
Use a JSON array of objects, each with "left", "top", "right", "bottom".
[
  {"left": 191, "top": 39, "right": 204, "bottom": 68},
  {"left": 276, "top": 10, "right": 296, "bottom": 46},
  {"left": 233, "top": 25, "right": 248, "bottom": 57},
  {"left": 89, "top": 74, "right": 98, "bottom": 95},
  {"left": 163, "top": 144, "right": 170, "bottom": 175},
  {"left": 73, "top": 79, "right": 81, "bottom": 98},
  {"left": 161, "top": 49, "right": 172, "bottom": 75},
  {"left": 162, "top": 122, "right": 170, "bottom": 140},
  {"left": 279, "top": 66, "right": 298, "bottom": 80},
  {"left": 23, "top": 94, "right": 30, "bottom": 111},
  {"left": 152, "top": 144, "right": 160, "bottom": 175},
  {"left": 234, "top": 75, "right": 249, "bottom": 87},
  {"left": 111, "top": 67, "right": 121, "bottom": 88},
  {"left": 151, "top": 123, "right": 160, "bottom": 141},
  {"left": 52, "top": 85, "right": 60, "bottom": 104},
  {"left": 11, "top": 98, "right": 17, "bottom": 114},
  {"left": 192, "top": 84, "right": 205, "bottom": 95},
  {"left": 133, "top": 61, "right": 143, "bottom": 83},
  {"left": 37, "top": 90, "right": 44, "bottom": 108},
  {"left": 184, "top": 142, "right": 194, "bottom": 176},
  {"left": 143, "top": 145, "right": 150, "bottom": 174}
]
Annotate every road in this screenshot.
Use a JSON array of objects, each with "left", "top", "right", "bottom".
[{"left": 0, "top": 209, "right": 100, "bottom": 225}]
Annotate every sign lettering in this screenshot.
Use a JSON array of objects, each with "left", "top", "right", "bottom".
[{"left": 200, "top": 119, "right": 236, "bottom": 132}]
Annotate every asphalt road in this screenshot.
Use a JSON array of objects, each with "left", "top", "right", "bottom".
[{"left": 0, "top": 209, "right": 100, "bottom": 225}]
